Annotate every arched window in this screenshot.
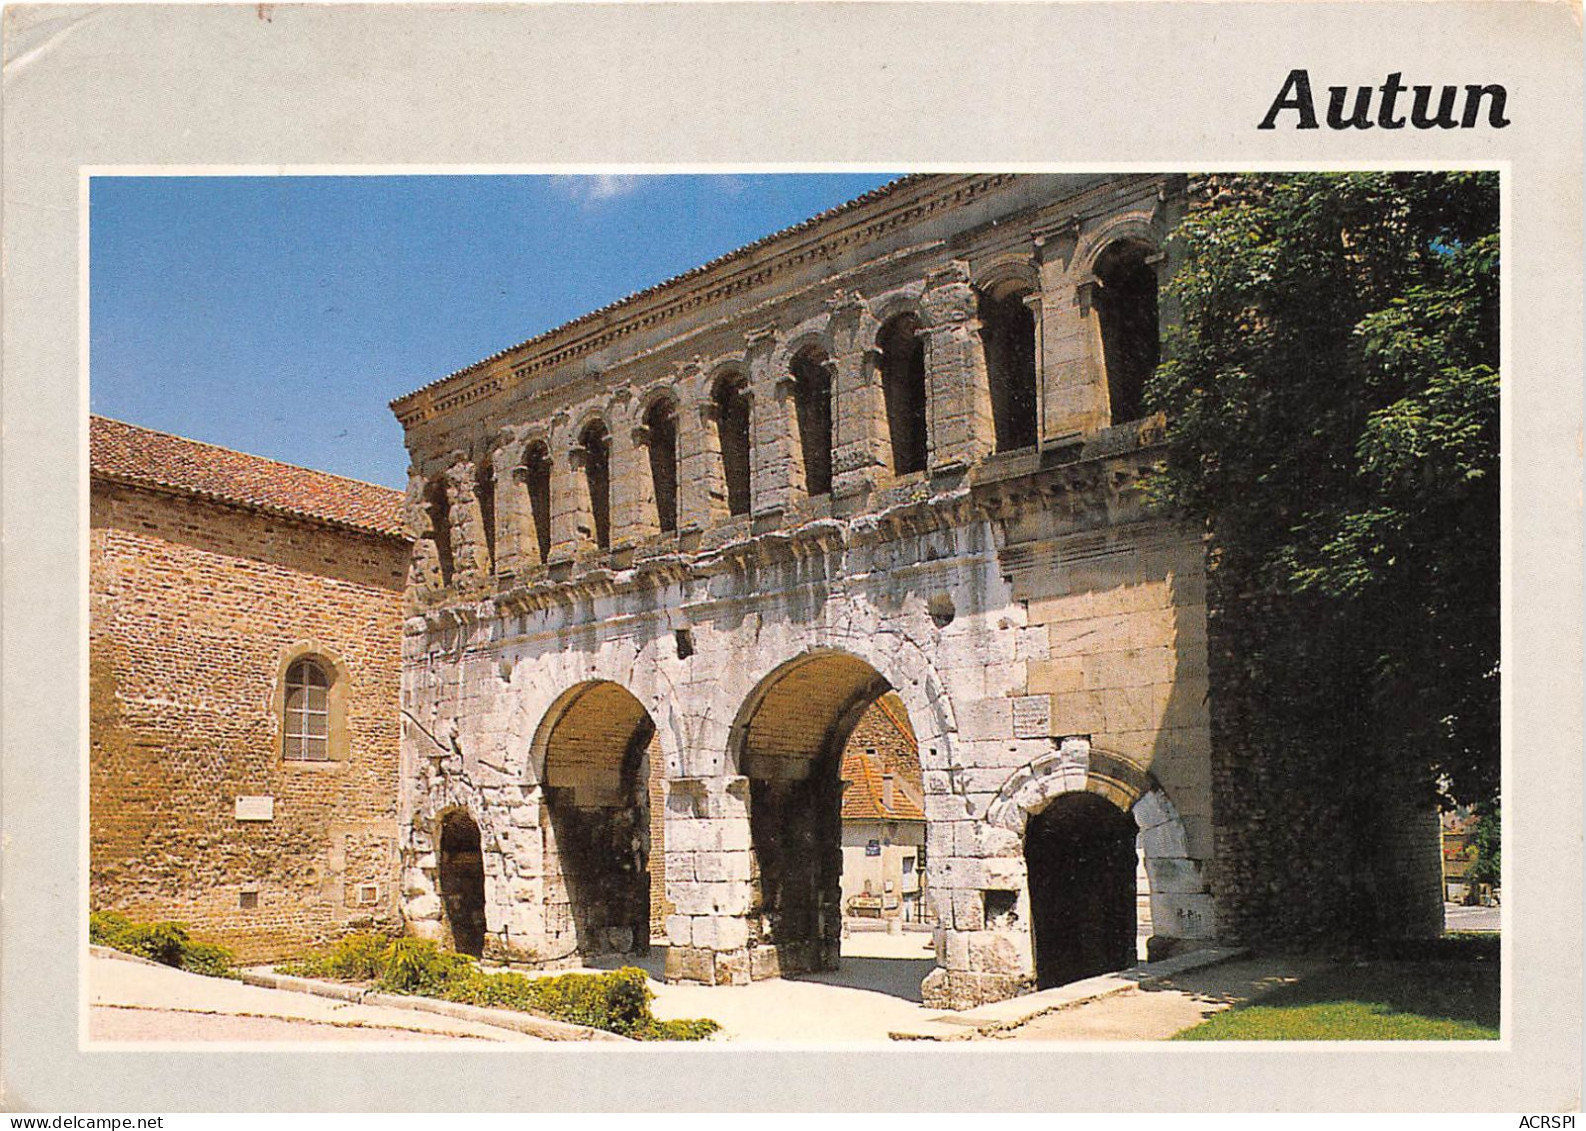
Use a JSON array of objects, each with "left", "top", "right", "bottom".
[
  {"left": 789, "top": 348, "right": 833, "bottom": 498},
  {"left": 978, "top": 285, "right": 1038, "bottom": 453},
  {"left": 878, "top": 314, "right": 927, "bottom": 475},
  {"left": 425, "top": 478, "right": 454, "bottom": 585},
  {"left": 713, "top": 372, "right": 752, "bottom": 517},
  {"left": 1093, "top": 241, "right": 1160, "bottom": 425},
  {"left": 283, "top": 658, "right": 331, "bottom": 761},
  {"left": 644, "top": 398, "right": 680, "bottom": 534},
  {"left": 475, "top": 460, "right": 496, "bottom": 573},
  {"left": 578, "top": 420, "right": 613, "bottom": 551},
  {"left": 521, "top": 441, "right": 553, "bottom": 564}
]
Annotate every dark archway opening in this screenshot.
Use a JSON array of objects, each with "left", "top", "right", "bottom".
[
  {"left": 425, "top": 478, "right": 454, "bottom": 585},
  {"left": 714, "top": 373, "right": 753, "bottom": 516},
  {"left": 539, "top": 681, "right": 655, "bottom": 960},
  {"left": 522, "top": 442, "right": 553, "bottom": 565},
  {"left": 578, "top": 421, "right": 612, "bottom": 551},
  {"left": 1093, "top": 241, "right": 1160, "bottom": 426},
  {"left": 878, "top": 314, "right": 928, "bottom": 476},
  {"left": 978, "top": 287, "right": 1039, "bottom": 452},
  {"left": 740, "top": 653, "right": 899, "bottom": 978},
  {"left": 1025, "top": 792, "right": 1138, "bottom": 988},
  {"left": 438, "top": 810, "right": 487, "bottom": 958},
  {"left": 644, "top": 398, "right": 680, "bottom": 534},
  {"left": 475, "top": 461, "right": 497, "bottom": 573},
  {"left": 790, "top": 348, "right": 834, "bottom": 498}
]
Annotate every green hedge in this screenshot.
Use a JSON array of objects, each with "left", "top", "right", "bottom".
[
  {"left": 89, "top": 911, "right": 235, "bottom": 977},
  {"left": 282, "top": 934, "right": 719, "bottom": 1041}
]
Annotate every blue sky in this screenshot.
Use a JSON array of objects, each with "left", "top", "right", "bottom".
[{"left": 90, "top": 173, "right": 899, "bottom": 488}]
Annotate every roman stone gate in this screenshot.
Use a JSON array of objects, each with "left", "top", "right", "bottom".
[{"left": 391, "top": 173, "right": 1217, "bottom": 1010}]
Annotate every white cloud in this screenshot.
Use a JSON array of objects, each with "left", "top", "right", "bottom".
[{"left": 550, "top": 174, "right": 645, "bottom": 205}]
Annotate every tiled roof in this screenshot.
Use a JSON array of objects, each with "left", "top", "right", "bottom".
[
  {"left": 90, "top": 416, "right": 409, "bottom": 539},
  {"left": 841, "top": 698, "right": 927, "bottom": 823}
]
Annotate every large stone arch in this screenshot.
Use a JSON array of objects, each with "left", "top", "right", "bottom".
[
  {"left": 684, "top": 622, "right": 960, "bottom": 782},
  {"left": 505, "top": 634, "right": 688, "bottom": 784},
  {"left": 528, "top": 677, "right": 658, "bottom": 960},
  {"left": 984, "top": 736, "right": 1215, "bottom": 947}
]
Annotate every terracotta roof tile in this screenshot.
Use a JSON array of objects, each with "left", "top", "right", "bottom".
[
  {"left": 840, "top": 698, "right": 926, "bottom": 823},
  {"left": 90, "top": 416, "right": 409, "bottom": 539}
]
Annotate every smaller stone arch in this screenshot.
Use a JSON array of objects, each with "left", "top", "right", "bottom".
[
  {"left": 773, "top": 322, "right": 836, "bottom": 375},
  {"left": 707, "top": 364, "right": 753, "bottom": 517},
  {"left": 867, "top": 289, "right": 930, "bottom": 341},
  {"left": 1075, "top": 215, "right": 1166, "bottom": 429},
  {"left": 1074, "top": 211, "right": 1166, "bottom": 279},
  {"left": 435, "top": 805, "right": 488, "bottom": 957},
  {"left": 634, "top": 383, "right": 682, "bottom": 423},
  {"left": 984, "top": 736, "right": 1213, "bottom": 951},
  {"left": 973, "top": 255, "right": 1040, "bottom": 302},
  {"left": 873, "top": 308, "right": 930, "bottom": 476}
]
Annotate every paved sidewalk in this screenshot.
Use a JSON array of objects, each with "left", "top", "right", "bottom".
[
  {"left": 1001, "top": 954, "right": 1332, "bottom": 1041},
  {"left": 88, "top": 951, "right": 544, "bottom": 1044}
]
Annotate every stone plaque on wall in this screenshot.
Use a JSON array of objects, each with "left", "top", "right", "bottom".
[
  {"left": 234, "top": 796, "right": 275, "bottom": 821},
  {"left": 1012, "top": 695, "right": 1051, "bottom": 739}
]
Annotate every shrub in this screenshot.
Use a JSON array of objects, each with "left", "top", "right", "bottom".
[
  {"left": 89, "top": 910, "right": 235, "bottom": 977},
  {"left": 376, "top": 938, "right": 472, "bottom": 995},
  {"left": 278, "top": 931, "right": 393, "bottom": 982},
  {"left": 277, "top": 936, "right": 720, "bottom": 1040}
]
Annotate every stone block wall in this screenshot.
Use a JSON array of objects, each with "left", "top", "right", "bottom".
[
  {"left": 390, "top": 173, "right": 1231, "bottom": 1010},
  {"left": 89, "top": 483, "right": 407, "bottom": 961}
]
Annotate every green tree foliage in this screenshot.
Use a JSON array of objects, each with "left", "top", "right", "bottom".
[
  {"left": 1147, "top": 172, "right": 1499, "bottom": 816},
  {"left": 1467, "top": 804, "right": 1501, "bottom": 888}
]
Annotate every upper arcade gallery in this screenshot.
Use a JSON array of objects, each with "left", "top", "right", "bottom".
[{"left": 395, "top": 172, "right": 1175, "bottom": 598}]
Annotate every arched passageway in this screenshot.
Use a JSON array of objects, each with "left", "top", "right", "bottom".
[
  {"left": 736, "top": 652, "right": 903, "bottom": 977},
  {"left": 537, "top": 680, "right": 658, "bottom": 960},
  {"left": 1025, "top": 791, "right": 1138, "bottom": 988},
  {"left": 438, "top": 810, "right": 486, "bottom": 958}
]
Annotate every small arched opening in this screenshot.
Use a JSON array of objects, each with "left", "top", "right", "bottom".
[
  {"left": 877, "top": 314, "right": 928, "bottom": 476},
  {"left": 536, "top": 680, "right": 658, "bottom": 960},
  {"left": 789, "top": 347, "right": 834, "bottom": 498},
  {"left": 475, "top": 460, "right": 497, "bottom": 573},
  {"left": 1024, "top": 791, "right": 1138, "bottom": 988},
  {"left": 577, "top": 420, "right": 613, "bottom": 551},
  {"left": 437, "top": 809, "right": 487, "bottom": 958},
  {"left": 521, "top": 441, "right": 553, "bottom": 565},
  {"left": 643, "top": 397, "right": 680, "bottom": 534},
  {"left": 1093, "top": 240, "right": 1160, "bottom": 425},
  {"left": 712, "top": 371, "right": 753, "bottom": 517},
  {"left": 425, "top": 477, "right": 454, "bottom": 585},
  {"left": 977, "top": 284, "right": 1038, "bottom": 453}
]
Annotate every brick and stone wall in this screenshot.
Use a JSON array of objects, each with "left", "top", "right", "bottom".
[
  {"left": 89, "top": 481, "right": 408, "bottom": 962},
  {"left": 390, "top": 173, "right": 1224, "bottom": 1009}
]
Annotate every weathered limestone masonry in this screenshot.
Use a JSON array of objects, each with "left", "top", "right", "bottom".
[
  {"left": 89, "top": 418, "right": 409, "bottom": 962},
  {"left": 391, "top": 173, "right": 1218, "bottom": 1009}
]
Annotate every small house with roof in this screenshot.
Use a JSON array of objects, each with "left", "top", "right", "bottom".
[
  {"left": 89, "top": 416, "right": 411, "bottom": 961},
  {"left": 838, "top": 693, "right": 930, "bottom": 926}
]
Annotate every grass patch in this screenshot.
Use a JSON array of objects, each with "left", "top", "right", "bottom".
[
  {"left": 1173, "top": 942, "right": 1499, "bottom": 1041},
  {"left": 281, "top": 933, "right": 720, "bottom": 1041},
  {"left": 89, "top": 910, "right": 236, "bottom": 978}
]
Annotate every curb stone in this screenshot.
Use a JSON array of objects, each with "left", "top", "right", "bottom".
[
  {"left": 888, "top": 946, "right": 1248, "bottom": 1041},
  {"left": 237, "top": 967, "right": 629, "bottom": 1042}
]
